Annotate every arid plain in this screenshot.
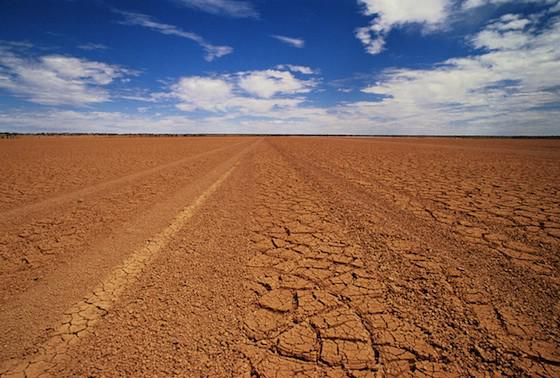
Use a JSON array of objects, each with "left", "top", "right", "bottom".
[{"left": 0, "top": 136, "right": 559, "bottom": 377}]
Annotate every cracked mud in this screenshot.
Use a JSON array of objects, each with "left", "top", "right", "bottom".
[{"left": 1, "top": 136, "right": 559, "bottom": 377}]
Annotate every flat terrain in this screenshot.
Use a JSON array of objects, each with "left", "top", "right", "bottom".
[{"left": 0, "top": 136, "right": 559, "bottom": 377}]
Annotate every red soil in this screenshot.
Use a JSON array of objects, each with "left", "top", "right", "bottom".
[{"left": 0, "top": 136, "right": 558, "bottom": 377}]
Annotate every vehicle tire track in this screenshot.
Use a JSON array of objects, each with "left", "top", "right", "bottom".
[
  {"left": 0, "top": 141, "right": 245, "bottom": 221},
  {"left": 51, "top": 144, "right": 258, "bottom": 377},
  {"left": 271, "top": 139, "right": 560, "bottom": 376},
  {"left": 0, "top": 143, "right": 253, "bottom": 378},
  {"left": 239, "top": 142, "right": 449, "bottom": 377},
  {"left": 0, "top": 140, "right": 250, "bottom": 305}
]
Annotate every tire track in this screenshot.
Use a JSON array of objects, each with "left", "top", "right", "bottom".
[
  {"left": 271, "top": 139, "right": 560, "bottom": 376},
  {"left": 0, "top": 141, "right": 245, "bottom": 221},
  {"left": 0, "top": 140, "right": 249, "bottom": 303},
  {"left": 1, "top": 137, "right": 557, "bottom": 377},
  {"left": 283, "top": 139, "right": 559, "bottom": 274},
  {"left": 0, "top": 160, "right": 240, "bottom": 378},
  {"left": 50, "top": 146, "right": 258, "bottom": 376},
  {"left": 240, "top": 142, "right": 448, "bottom": 377}
]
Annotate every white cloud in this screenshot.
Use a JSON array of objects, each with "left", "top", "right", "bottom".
[
  {"left": 2, "top": 8, "right": 559, "bottom": 136},
  {"left": 174, "top": 0, "right": 258, "bottom": 18},
  {"left": 355, "top": 13, "right": 560, "bottom": 133},
  {"left": 159, "top": 10, "right": 558, "bottom": 135},
  {"left": 116, "top": 10, "right": 232, "bottom": 61},
  {"left": 166, "top": 69, "right": 313, "bottom": 114},
  {"left": 355, "top": 0, "right": 450, "bottom": 55},
  {"left": 355, "top": 0, "right": 560, "bottom": 55},
  {"left": 359, "top": 0, "right": 449, "bottom": 24},
  {"left": 0, "top": 40, "right": 34, "bottom": 50},
  {"left": 488, "top": 14, "right": 531, "bottom": 31},
  {"left": 78, "top": 43, "right": 109, "bottom": 51},
  {"left": 462, "top": 0, "right": 559, "bottom": 10},
  {"left": 471, "top": 14, "right": 532, "bottom": 50},
  {"left": 171, "top": 76, "right": 233, "bottom": 111},
  {"left": 275, "top": 65, "right": 316, "bottom": 75},
  {"left": 355, "top": 24, "right": 386, "bottom": 54},
  {"left": 271, "top": 35, "right": 305, "bottom": 48},
  {"left": 462, "top": 0, "right": 487, "bottom": 7},
  {"left": 238, "top": 70, "right": 314, "bottom": 98},
  {"left": 0, "top": 45, "right": 132, "bottom": 106},
  {"left": 221, "top": 97, "right": 305, "bottom": 114},
  {"left": 40, "top": 56, "right": 121, "bottom": 85},
  {"left": 0, "top": 110, "right": 198, "bottom": 133}
]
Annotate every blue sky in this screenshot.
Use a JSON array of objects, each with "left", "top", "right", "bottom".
[{"left": 0, "top": 0, "right": 559, "bottom": 135}]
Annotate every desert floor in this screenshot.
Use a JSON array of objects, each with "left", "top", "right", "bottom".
[{"left": 0, "top": 136, "right": 559, "bottom": 377}]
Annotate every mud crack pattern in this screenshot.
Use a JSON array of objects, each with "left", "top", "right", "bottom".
[
  {"left": 240, "top": 146, "right": 452, "bottom": 377},
  {"left": 1, "top": 137, "right": 558, "bottom": 377}
]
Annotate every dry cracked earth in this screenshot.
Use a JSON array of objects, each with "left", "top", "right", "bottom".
[{"left": 0, "top": 136, "right": 559, "bottom": 377}]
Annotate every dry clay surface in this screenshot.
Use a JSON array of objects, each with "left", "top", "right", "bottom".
[{"left": 0, "top": 136, "right": 559, "bottom": 377}]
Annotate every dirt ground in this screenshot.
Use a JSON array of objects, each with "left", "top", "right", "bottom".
[{"left": 0, "top": 136, "right": 558, "bottom": 377}]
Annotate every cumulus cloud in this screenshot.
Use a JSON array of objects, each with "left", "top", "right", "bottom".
[
  {"left": 116, "top": 10, "right": 233, "bottom": 61},
  {"left": 355, "top": 0, "right": 450, "bottom": 55},
  {"left": 238, "top": 70, "right": 314, "bottom": 98},
  {"left": 2, "top": 6, "right": 559, "bottom": 136},
  {"left": 359, "top": 0, "right": 449, "bottom": 25},
  {"left": 470, "top": 14, "right": 532, "bottom": 50},
  {"left": 271, "top": 35, "right": 305, "bottom": 48},
  {"left": 355, "top": 24, "right": 386, "bottom": 55},
  {"left": 354, "top": 0, "right": 560, "bottom": 55},
  {"left": 160, "top": 11, "right": 560, "bottom": 134},
  {"left": 275, "top": 65, "right": 316, "bottom": 75},
  {"left": 0, "top": 45, "right": 133, "bottom": 106},
  {"left": 355, "top": 12, "right": 560, "bottom": 133},
  {"left": 174, "top": 0, "right": 258, "bottom": 18},
  {"left": 170, "top": 76, "right": 233, "bottom": 111},
  {"left": 164, "top": 68, "right": 314, "bottom": 115}
]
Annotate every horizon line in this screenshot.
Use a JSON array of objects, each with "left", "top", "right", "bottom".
[{"left": 2, "top": 132, "right": 560, "bottom": 139}]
